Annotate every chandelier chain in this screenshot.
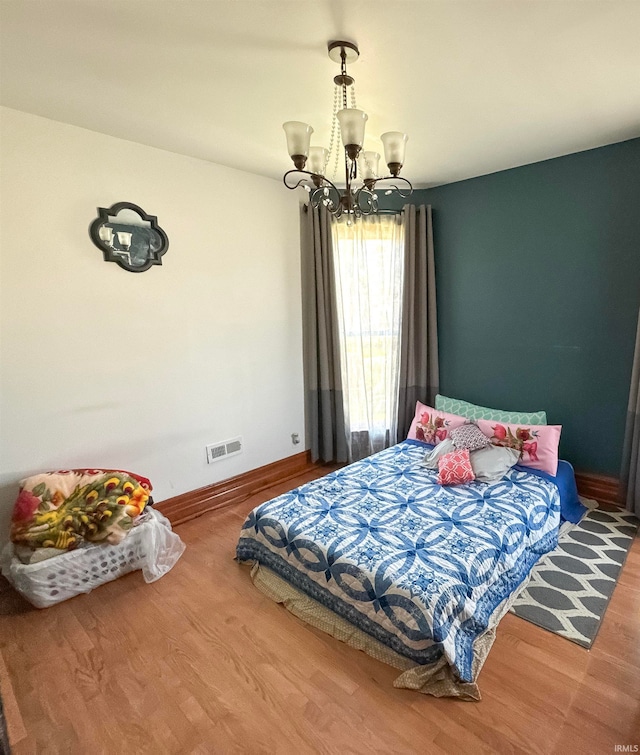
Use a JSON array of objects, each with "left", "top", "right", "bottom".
[{"left": 329, "top": 84, "right": 340, "bottom": 182}]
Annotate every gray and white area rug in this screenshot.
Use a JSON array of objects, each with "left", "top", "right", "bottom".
[{"left": 510, "top": 506, "right": 639, "bottom": 648}]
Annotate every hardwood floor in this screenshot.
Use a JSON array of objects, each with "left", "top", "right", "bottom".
[{"left": 1, "top": 469, "right": 639, "bottom": 754}]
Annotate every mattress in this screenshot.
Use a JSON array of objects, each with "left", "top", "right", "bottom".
[{"left": 237, "top": 439, "right": 562, "bottom": 696}]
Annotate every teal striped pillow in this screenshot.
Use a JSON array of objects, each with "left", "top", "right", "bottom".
[{"left": 435, "top": 394, "right": 547, "bottom": 425}]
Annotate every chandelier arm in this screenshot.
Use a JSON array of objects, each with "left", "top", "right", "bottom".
[
  {"left": 315, "top": 183, "right": 343, "bottom": 217},
  {"left": 313, "top": 174, "right": 341, "bottom": 197},
  {"left": 283, "top": 169, "right": 323, "bottom": 191},
  {"left": 303, "top": 176, "right": 343, "bottom": 215},
  {"left": 354, "top": 186, "right": 379, "bottom": 215},
  {"left": 282, "top": 168, "right": 349, "bottom": 218},
  {"left": 371, "top": 176, "right": 414, "bottom": 198}
]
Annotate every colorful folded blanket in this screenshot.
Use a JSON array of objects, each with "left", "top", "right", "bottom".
[{"left": 11, "top": 469, "right": 152, "bottom": 552}]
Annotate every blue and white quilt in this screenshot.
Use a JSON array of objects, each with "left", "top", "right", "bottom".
[{"left": 236, "top": 440, "right": 561, "bottom": 683}]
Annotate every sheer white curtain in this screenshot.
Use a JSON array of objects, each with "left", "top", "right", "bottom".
[{"left": 332, "top": 214, "right": 405, "bottom": 461}]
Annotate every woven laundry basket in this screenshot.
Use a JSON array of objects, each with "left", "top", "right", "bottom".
[{"left": 1, "top": 508, "right": 184, "bottom": 608}]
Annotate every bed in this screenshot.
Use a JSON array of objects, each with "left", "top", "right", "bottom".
[{"left": 236, "top": 439, "right": 578, "bottom": 699}]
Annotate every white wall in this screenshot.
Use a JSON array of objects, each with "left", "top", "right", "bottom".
[{"left": 0, "top": 107, "right": 305, "bottom": 538}]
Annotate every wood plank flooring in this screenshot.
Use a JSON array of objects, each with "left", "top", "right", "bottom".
[{"left": 1, "top": 469, "right": 639, "bottom": 754}]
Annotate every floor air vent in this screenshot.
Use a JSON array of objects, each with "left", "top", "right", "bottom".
[{"left": 206, "top": 437, "right": 243, "bottom": 464}]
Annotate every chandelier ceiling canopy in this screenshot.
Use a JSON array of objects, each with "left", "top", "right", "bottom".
[{"left": 282, "top": 41, "right": 413, "bottom": 220}]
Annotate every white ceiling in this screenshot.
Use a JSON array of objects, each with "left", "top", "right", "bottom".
[{"left": 1, "top": 0, "right": 639, "bottom": 187}]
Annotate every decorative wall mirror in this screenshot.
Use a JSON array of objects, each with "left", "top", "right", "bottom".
[{"left": 89, "top": 202, "right": 169, "bottom": 273}]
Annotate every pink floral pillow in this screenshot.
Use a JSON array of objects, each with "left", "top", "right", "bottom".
[
  {"left": 437, "top": 449, "right": 475, "bottom": 486},
  {"left": 476, "top": 419, "right": 562, "bottom": 476},
  {"left": 406, "top": 401, "right": 467, "bottom": 444}
]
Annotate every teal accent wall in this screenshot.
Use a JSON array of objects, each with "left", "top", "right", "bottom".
[{"left": 385, "top": 138, "right": 640, "bottom": 474}]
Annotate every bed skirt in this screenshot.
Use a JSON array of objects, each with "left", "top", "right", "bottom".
[{"left": 240, "top": 560, "right": 531, "bottom": 701}]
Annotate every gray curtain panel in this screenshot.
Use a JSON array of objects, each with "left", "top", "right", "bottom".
[
  {"left": 300, "top": 204, "right": 348, "bottom": 463},
  {"left": 620, "top": 308, "right": 640, "bottom": 516},
  {"left": 397, "top": 204, "right": 440, "bottom": 439}
]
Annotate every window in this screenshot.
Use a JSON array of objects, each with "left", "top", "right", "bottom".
[{"left": 332, "top": 214, "right": 405, "bottom": 460}]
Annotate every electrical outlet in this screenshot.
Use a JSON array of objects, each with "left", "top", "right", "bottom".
[{"left": 291, "top": 433, "right": 300, "bottom": 445}]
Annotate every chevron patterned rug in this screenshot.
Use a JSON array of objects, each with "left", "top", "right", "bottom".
[{"left": 510, "top": 506, "right": 639, "bottom": 647}]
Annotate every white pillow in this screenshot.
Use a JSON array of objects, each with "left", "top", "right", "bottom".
[
  {"left": 470, "top": 445, "right": 521, "bottom": 483},
  {"left": 422, "top": 439, "right": 455, "bottom": 469}
]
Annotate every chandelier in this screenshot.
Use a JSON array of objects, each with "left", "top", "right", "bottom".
[{"left": 282, "top": 41, "right": 412, "bottom": 220}]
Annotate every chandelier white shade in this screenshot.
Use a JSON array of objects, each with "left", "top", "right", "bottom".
[
  {"left": 336, "top": 108, "right": 368, "bottom": 150},
  {"left": 283, "top": 121, "right": 314, "bottom": 166},
  {"left": 361, "top": 151, "right": 381, "bottom": 182},
  {"left": 381, "top": 132, "right": 409, "bottom": 173},
  {"left": 308, "top": 146, "right": 329, "bottom": 176},
  {"left": 282, "top": 41, "right": 413, "bottom": 219}
]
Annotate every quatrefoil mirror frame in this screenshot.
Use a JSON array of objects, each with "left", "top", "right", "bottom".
[{"left": 89, "top": 202, "right": 169, "bottom": 273}]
